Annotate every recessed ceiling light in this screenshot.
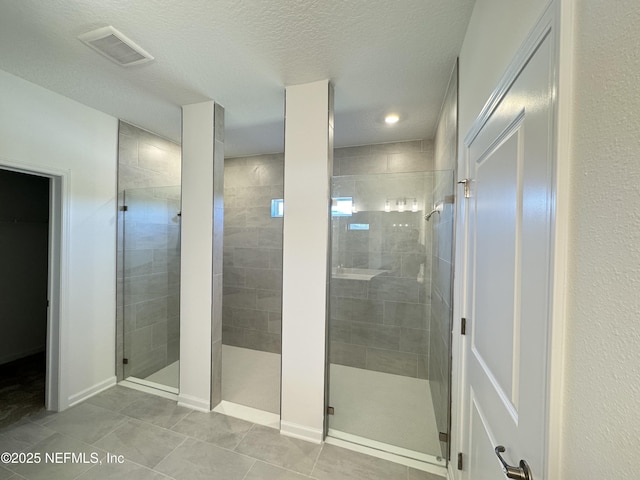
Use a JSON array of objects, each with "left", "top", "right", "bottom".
[{"left": 385, "top": 114, "right": 400, "bottom": 125}]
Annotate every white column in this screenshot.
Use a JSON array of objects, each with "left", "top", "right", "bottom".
[
  {"left": 281, "top": 80, "right": 333, "bottom": 443},
  {"left": 179, "top": 101, "right": 224, "bottom": 411}
]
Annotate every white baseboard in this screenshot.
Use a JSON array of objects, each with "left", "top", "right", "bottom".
[
  {"left": 447, "top": 462, "right": 456, "bottom": 480},
  {"left": 280, "top": 420, "right": 323, "bottom": 444},
  {"left": 177, "top": 393, "right": 211, "bottom": 412},
  {"left": 213, "top": 400, "right": 280, "bottom": 429},
  {"left": 324, "top": 435, "right": 448, "bottom": 477},
  {"left": 68, "top": 376, "right": 117, "bottom": 407},
  {"left": 119, "top": 379, "right": 178, "bottom": 401},
  {"left": 124, "top": 376, "right": 179, "bottom": 395},
  {"left": 327, "top": 428, "right": 445, "bottom": 466}
]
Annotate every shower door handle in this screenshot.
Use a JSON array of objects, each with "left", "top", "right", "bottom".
[{"left": 494, "top": 446, "right": 532, "bottom": 480}]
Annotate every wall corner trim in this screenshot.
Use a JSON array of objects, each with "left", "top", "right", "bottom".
[
  {"left": 280, "top": 420, "right": 324, "bottom": 444},
  {"left": 177, "top": 393, "right": 212, "bottom": 413},
  {"left": 68, "top": 376, "right": 117, "bottom": 407}
]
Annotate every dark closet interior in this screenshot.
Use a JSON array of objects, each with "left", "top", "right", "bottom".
[{"left": 0, "top": 169, "right": 50, "bottom": 427}]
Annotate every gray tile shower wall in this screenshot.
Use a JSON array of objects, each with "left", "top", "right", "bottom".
[
  {"left": 116, "top": 121, "right": 182, "bottom": 382},
  {"left": 333, "top": 140, "right": 434, "bottom": 176},
  {"left": 329, "top": 140, "right": 434, "bottom": 379},
  {"left": 222, "top": 154, "right": 284, "bottom": 354}
]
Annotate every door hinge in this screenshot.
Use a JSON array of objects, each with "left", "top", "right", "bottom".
[
  {"left": 123, "top": 358, "right": 129, "bottom": 365},
  {"left": 327, "top": 406, "right": 335, "bottom": 415},
  {"left": 120, "top": 205, "right": 128, "bottom": 212},
  {"left": 457, "top": 452, "right": 464, "bottom": 470},
  {"left": 458, "top": 179, "right": 472, "bottom": 198},
  {"left": 439, "top": 432, "right": 449, "bottom": 443},
  {"left": 461, "top": 317, "right": 467, "bottom": 335}
]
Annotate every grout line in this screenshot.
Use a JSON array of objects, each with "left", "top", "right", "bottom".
[
  {"left": 205, "top": 423, "right": 319, "bottom": 478},
  {"left": 309, "top": 442, "right": 324, "bottom": 477},
  {"left": 253, "top": 458, "right": 319, "bottom": 478},
  {"left": 102, "top": 450, "right": 180, "bottom": 479},
  {"left": 131, "top": 459, "right": 179, "bottom": 480},
  {"left": 165, "top": 410, "right": 191, "bottom": 430},
  {"left": 232, "top": 421, "right": 256, "bottom": 451},
  {"left": 88, "top": 413, "right": 130, "bottom": 446},
  {"left": 153, "top": 434, "right": 188, "bottom": 472},
  {"left": 239, "top": 458, "right": 258, "bottom": 480}
]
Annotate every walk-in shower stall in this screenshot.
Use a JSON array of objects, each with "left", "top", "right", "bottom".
[
  {"left": 221, "top": 152, "right": 284, "bottom": 421},
  {"left": 327, "top": 161, "right": 455, "bottom": 466}
]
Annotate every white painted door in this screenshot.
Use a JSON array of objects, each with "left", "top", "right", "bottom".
[{"left": 462, "top": 20, "right": 556, "bottom": 480}]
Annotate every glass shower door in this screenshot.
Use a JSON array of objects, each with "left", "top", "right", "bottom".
[
  {"left": 327, "top": 170, "right": 450, "bottom": 466},
  {"left": 122, "top": 186, "right": 181, "bottom": 392}
]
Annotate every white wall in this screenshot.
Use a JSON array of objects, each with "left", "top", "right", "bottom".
[
  {"left": 0, "top": 69, "right": 118, "bottom": 408},
  {"left": 457, "top": 1, "right": 640, "bottom": 479},
  {"left": 562, "top": 1, "right": 640, "bottom": 478},
  {"left": 458, "top": 0, "right": 549, "bottom": 142},
  {"left": 281, "top": 80, "right": 332, "bottom": 443},
  {"left": 179, "top": 101, "right": 222, "bottom": 412}
]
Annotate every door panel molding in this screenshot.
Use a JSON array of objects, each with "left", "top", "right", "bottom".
[{"left": 456, "top": 2, "right": 566, "bottom": 479}]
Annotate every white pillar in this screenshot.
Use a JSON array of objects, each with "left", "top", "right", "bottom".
[
  {"left": 179, "top": 101, "right": 224, "bottom": 411},
  {"left": 281, "top": 80, "right": 333, "bottom": 443}
]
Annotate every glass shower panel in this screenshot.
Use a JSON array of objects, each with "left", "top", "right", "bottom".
[
  {"left": 328, "top": 170, "right": 446, "bottom": 465},
  {"left": 429, "top": 169, "right": 456, "bottom": 460},
  {"left": 122, "top": 186, "right": 181, "bottom": 392}
]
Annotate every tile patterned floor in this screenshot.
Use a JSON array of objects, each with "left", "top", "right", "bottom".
[{"left": 0, "top": 386, "right": 445, "bottom": 480}]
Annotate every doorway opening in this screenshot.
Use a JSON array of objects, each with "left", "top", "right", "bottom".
[{"left": 0, "top": 166, "right": 62, "bottom": 426}]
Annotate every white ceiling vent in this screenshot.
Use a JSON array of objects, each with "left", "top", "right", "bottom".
[{"left": 78, "top": 26, "right": 154, "bottom": 67}]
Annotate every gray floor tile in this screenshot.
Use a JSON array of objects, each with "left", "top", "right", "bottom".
[
  {"left": 10, "top": 432, "right": 105, "bottom": 480},
  {"left": 0, "top": 467, "right": 14, "bottom": 480},
  {"left": 170, "top": 411, "right": 252, "bottom": 449},
  {"left": 0, "top": 432, "right": 31, "bottom": 455},
  {"left": 21, "top": 411, "right": 56, "bottom": 426},
  {"left": 244, "top": 461, "right": 311, "bottom": 480},
  {"left": 155, "top": 437, "right": 255, "bottom": 480},
  {"left": 77, "top": 460, "right": 172, "bottom": 479},
  {"left": 42, "top": 403, "right": 126, "bottom": 444},
  {"left": 86, "top": 386, "right": 153, "bottom": 412},
  {"left": 408, "top": 467, "right": 446, "bottom": 479},
  {"left": 235, "top": 425, "right": 321, "bottom": 475},
  {"left": 94, "top": 419, "right": 186, "bottom": 468},
  {"left": 121, "top": 396, "right": 190, "bottom": 429},
  {"left": 312, "top": 444, "right": 407, "bottom": 480},
  {"left": 0, "top": 421, "right": 56, "bottom": 452}
]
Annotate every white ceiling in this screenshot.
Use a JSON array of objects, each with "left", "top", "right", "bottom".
[{"left": 0, "top": 0, "right": 475, "bottom": 157}]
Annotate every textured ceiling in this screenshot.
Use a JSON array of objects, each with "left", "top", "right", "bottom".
[{"left": 0, "top": 0, "right": 475, "bottom": 157}]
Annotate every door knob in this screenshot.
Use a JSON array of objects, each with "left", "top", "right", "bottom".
[{"left": 494, "top": 446, "right": 532, "bottom": 480}]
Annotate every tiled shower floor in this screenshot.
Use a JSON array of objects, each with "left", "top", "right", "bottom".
[
  {"left": 142, "top": 345, "right": 281, "bottom": 414},
  {"left": 329, "top": 364, "right": 441, "bottom": 460},
  {"left": 144, "top": 361, "right": 179, "bottom": 389},
  {"left": 222, "top": 345, "right": 281, "bottom": 414}
]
